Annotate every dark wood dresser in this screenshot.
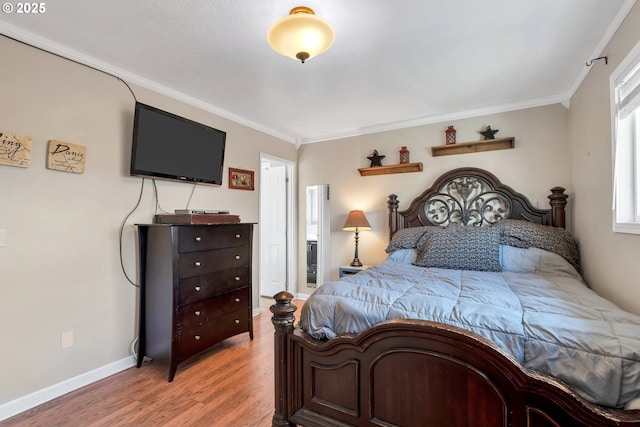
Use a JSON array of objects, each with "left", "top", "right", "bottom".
[{"left": 135, "top": 223, "right": 254, "bottom": 381}]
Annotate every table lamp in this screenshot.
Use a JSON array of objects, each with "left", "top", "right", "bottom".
[{"left": 342, "top": 210, "right": 371, "bottom": 267}]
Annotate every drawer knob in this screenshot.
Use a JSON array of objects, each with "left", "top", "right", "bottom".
[
  {"left": 235, "top": 255, "right": 240, "bottom": 260},
  {"left": 195, "top": 335, "right": 201, "bottom": 340},
  {"left": 235, "top": 298, "right": 240, "bottom": 303},
  {"left": 234, "top": 276, "right": 240, "bottom": 281},
  {"left": 235, "top": 234, "right": 241, "bottom": 239},
  {"left": 234, "top": 319, "right": 240, "bottom": 324},
  {"left": 195, "top": 236, "right": 202, "bottom": 242},
  {"left": 194, "top": 261, "right": 201, "bottom": 267},
  {"left": 195, "top": 311, "right": 201, "bottom": 316},
  {"left": 195, "top": 286, "right": 201, "bottom": 292}
]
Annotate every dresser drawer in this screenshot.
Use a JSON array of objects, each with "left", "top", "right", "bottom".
[
  {"left": 177, "top": 267, "right": 249, "bottom": 305},
  {"left": 178, "top": 246, "right": 249, "bottom": 279},
  {"left": 178, "top": 225, "right": 250, "bottom": 253},
  {"left": 176, "top": 308, "right": 250, "bottom": 361},
  {"left": 138, "top": 222, "right": 254, "bottom": 382},
  {"left": 178, "top": 288, "right": 249, "bottom": 329}
]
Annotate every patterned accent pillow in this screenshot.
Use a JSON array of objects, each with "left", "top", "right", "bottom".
[
  {"left": 414, "top": 224, "right": 502, "bottom": 272},
  {"left": 386, "top": 226, "right": 436, "bottom": 253},
  {"left": 494, "top": 219, "right": 579, "bottom": 269}
]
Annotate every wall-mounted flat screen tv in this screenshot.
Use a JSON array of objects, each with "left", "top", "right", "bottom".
[{"left": 130, "top": 102, "right": 226, "bottom": 186}]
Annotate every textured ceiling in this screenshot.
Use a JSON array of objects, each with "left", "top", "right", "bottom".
[{"left": 0, "top": 0, "right": 635, "bottom": 144}]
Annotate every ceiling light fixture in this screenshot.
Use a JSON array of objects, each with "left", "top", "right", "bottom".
[{"left": 267, "top": 6, "right": 335, "bottom": 64}]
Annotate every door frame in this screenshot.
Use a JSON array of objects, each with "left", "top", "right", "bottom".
[{"left": 259, "top": 153, "right": 296, "bottom": 299}]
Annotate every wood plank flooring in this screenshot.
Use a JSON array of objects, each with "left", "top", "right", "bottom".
[{"left": 2, "top": 298, "right": 300, "bottom": 427}]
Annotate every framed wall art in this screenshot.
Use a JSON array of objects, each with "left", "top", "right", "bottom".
[
  {"left": 229, "top": 167, "right": 254, "bottom": 190},
  {"left": 46, "top": 140, "right": 86, "bottom": 174},
  {"left": 0, "top": 130, "right": 32, "bottom": 168}
]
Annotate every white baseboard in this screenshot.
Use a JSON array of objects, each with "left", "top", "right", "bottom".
[
  {"left": 0, "top": 357, "right": 135, "bottom": 421},
  {"left": 3, "top": 298, "right": 308, "bottom": 421}
]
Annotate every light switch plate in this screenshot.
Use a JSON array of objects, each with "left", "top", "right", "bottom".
[{"left": 0, "top": 229, "right": 6, "bottom": 247}]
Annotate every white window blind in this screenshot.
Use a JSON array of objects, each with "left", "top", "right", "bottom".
[
  {"left": 612, "top": 40, "right": 640, "bottom": 234},
  {"left": 619, "top": 62, "right": 640, "bottom": 119}
]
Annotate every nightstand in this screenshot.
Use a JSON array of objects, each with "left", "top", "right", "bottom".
[{"left": 339, "top": 265, "right": 371, "bottom": 278}]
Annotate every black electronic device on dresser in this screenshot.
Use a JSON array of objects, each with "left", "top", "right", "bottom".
[{"left": 136, "top": 223, "right": 254, "bottom": 382}]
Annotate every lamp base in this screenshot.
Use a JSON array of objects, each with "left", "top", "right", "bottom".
[{"left": 350, "top": 258, "right": 363, "bottom": 267}]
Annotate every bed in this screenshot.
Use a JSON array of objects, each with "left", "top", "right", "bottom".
[{"left": 270, "top": 167, "right": 640, "bottom": 427}]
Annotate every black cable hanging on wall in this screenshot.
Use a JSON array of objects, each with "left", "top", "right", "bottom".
[
  {"left": 3, "top": 34, "right": 147, "bottom": 287},
  {"left": 2, "top": 34, "right": 139, "bottom": 101}
]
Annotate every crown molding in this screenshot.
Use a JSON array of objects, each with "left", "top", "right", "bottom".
[
  {"left": 0, "top": 23, "right": 297, "bottom": 145},
  {"left": 4, "top": 0, "right": 636, "bottom": 148},
  {"left": 299, "top": 93, "right": 567, "bottom": 145},
  {"left": 565, "top": 0, "right": 637, "bottom": 99}
]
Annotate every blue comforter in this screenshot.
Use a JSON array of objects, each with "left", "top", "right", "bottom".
[{"left": 299, "top": 252, "right": 640, "bottom": 409}]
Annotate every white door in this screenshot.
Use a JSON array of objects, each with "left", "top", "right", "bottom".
[{"left": 259, "top": 157, "right": 289, "bottom": 297}]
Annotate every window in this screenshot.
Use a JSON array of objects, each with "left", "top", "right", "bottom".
[{"left": 612, "top": 40, "right": 640, "bottom": 234}]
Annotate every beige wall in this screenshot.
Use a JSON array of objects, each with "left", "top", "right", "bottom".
[
  {"left": 297, "top": 104, "right": 571, "bottom": 294},
  {"left": 568, "top": 3, "right": 640, "bottom": 314},
  {"left": 4, "top": 1, "right": 640, "bottom": 414},
  {"left": 0, "top": 36, "right": 296, "bottom": 406},
  {"left": 296, "top": 1, "right": 640, "bottom": 316}
]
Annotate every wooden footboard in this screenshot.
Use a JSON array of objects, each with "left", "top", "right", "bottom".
[{"left": 271, "top": 292, "right": 640, "bottom": 427}]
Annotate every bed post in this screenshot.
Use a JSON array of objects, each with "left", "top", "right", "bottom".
[
  {"left": 388, "top": 194, "right": 400, "bottom": 238},
  {"left": 270, "top": 291, "right": 297, "bottom": 427},
  {"left": 548, "top": 187, "right": 568, "bottom": 228}
]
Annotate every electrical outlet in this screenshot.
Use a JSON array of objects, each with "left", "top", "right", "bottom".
[{"left": 61, "top": 331, "right": 74, "bottom": 349}]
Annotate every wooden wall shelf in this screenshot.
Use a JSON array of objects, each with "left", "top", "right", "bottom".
[
  {"left": 358, "top": 162, "right": 423, "bottom": 176},
  {"left": 431, "top": 137, "right": 515, "bottom": 157}
]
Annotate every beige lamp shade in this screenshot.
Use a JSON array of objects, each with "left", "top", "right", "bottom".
[
  {"left": 267, "top": 6, "right": 335, "bottom": 63},
  {"left": 342, "top": 210, "right": 371, "bottom": 231},
  {"left": 343, "top": 210, "right": 370, "bottom": 267}
]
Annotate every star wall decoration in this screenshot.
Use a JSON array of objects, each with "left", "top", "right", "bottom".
[
  {"left": 479, "top": 126, "right": 499, "bottom": 140},
  {"left": 367, "top": 150, "right": 385, "bottom": 167}
]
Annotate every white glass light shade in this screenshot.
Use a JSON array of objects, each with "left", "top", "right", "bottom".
[{"left": 268, "top": 7, "right": 335, "bottom": 63}]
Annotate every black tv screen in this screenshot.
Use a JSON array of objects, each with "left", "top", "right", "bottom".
[{"left": 130, "top": 102, "right": 226, "bottom": 186}]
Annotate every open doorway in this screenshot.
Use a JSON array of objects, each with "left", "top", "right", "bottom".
[
  {"left": 259, "top": 154, "right": 296, "bottom": 307},
  {"left": 305, "top": 184, "right": 330, "bottom": 289}
]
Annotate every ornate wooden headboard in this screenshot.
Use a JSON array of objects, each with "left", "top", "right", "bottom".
[{"left": 387, "top": 167, "right": 567, "bottom": 238}]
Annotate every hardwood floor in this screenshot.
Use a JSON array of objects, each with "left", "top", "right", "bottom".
[{"left": 3, "top": 299, "right": 301, "bottom": 427}]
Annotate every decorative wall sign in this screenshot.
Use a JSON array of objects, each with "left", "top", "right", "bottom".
[
  {"left": 229, "top": 167, "right": 254, "bottom": 190},
  {"left": 46, "top": 140, "right": 86, "bottom": 174},
  {"left": 0, "top": 130, "right": 32, "bottom": 168}
]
